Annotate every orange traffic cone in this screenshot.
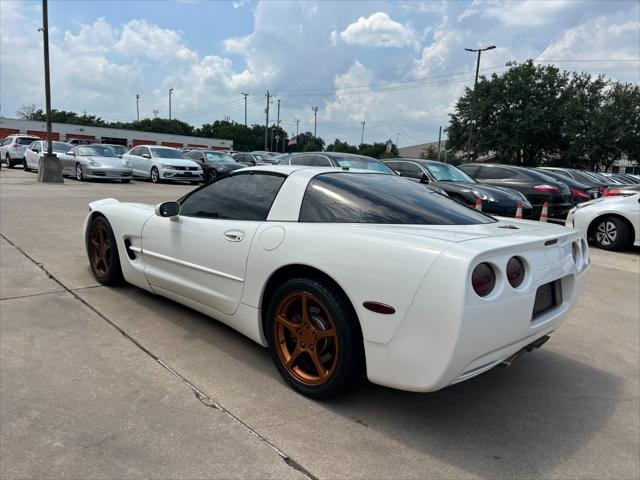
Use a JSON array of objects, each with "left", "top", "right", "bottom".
[
  {"left": 539, "top": 201, "right": 548, "bottom": 222},
  {"left": 515, "top": 201, "right": 523, "bottom": 219},
  {"left": 475, "top": 198, "right": 482, "bottom": 212}
]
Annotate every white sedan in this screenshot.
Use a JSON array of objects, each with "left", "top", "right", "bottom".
[
  {"left": 566, "top": 193, "right": 640, "bottom": 250},
  {"left": 83, "top": 166, "right": 589, "bottom": 398},
  {"left": 123, "top": 145, "right": 202, "bottom": 184},
  {"left": 23, "top": 140, "right": 73, "bottom": 171}
]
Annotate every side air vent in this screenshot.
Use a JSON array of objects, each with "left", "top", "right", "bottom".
[{"left": 123, "top": 239, "right": 136, "bottom": 260}]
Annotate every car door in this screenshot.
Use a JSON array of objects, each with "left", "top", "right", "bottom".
[
  {"left": 60, "top": 146, "right": 76, "bottom": 175},
  {"left": 140, "top": 172, "right": 286, "bottom": 316},
  {"left": 126, "top": 146, "right": 144, "bottom": 176}
]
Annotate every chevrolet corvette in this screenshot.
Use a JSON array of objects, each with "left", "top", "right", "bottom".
[{"left": 83, "top": 166, "right": 589, "bottom": 398}]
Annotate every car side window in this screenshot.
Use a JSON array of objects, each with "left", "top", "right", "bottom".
[
  {"left": 1, "top": 138, "right": 10, "bottom": 146},
  {"left": 290, "top": 154, "right": 331, "bottom": 166},
  {"left": 68, "top": 146, "right": 77, "bottom": 155},
  {"left": 180, "top": 173, "right": 286, "bottom": 221},
  {"left": 129, "top": 146, "right": 140, "bottom": 156},
  {"left": 141, "top": 147, "right": 151, "bottom": 157},
  {"left": 400, "top": 162, "right": 423, "bottom": 179},
  {"left": 476, "top": 166, "right": 514, "bottom": 179}
]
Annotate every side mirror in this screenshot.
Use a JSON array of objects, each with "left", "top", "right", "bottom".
[
  {"left": 117, "top": 154, "right": 123, "bottom": 158},
  {"left": 394, "top": 170, "right": 402, "bottom": 176},
  {"left": 420, "top": 173, "right": 431, "bottom": 184},
  {"left": 142, "top": 153, "right": 151, "bottom": 159},
  {"left": 155, "top": 201, "right": 180, "bottom": 220},
  {"left": 67, "top": 151, "right": 75, "bottom": 156}
]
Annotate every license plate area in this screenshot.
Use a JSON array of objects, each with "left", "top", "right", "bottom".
[{"left": 532, "top": 280, "right": 562, "bottom": 321}]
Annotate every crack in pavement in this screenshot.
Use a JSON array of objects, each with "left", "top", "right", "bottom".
[{"left": 0, "top": 232, "right": 319, "bottom": 480}]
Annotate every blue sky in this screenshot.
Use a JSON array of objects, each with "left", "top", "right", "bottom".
[{"left": 1, "top": 0, "right": 638, "bottom": 146}]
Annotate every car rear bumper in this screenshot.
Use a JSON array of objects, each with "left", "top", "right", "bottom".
[{"left": 363, "top": 229, "right": 589, "bottom": 392}]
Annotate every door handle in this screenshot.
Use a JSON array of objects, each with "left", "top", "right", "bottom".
[{"left": 224, "top": 230, "right": 245, "bottom": 242}]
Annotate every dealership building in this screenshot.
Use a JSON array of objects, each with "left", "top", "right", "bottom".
[{"left": 0, "top": 117, "right": 233, "bottom": 151}]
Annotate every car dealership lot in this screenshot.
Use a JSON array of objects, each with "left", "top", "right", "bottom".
[{"left": 1, "top": 169, "right": 638, "bottom": 479}]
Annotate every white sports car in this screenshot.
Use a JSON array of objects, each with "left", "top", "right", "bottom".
[
  {"left": 565, "top": 193, "right": 640, "bottom": 250},
  {"left": 83, "top": 166, "right": 589, "bottom": 398}
]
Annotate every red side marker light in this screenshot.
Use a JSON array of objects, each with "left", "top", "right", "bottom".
[{"left": 363, "top": 302, "right": 396, "bottom": 315}]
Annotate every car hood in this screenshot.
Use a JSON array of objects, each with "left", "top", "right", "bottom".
[
  {"left": 153, "top": 158, "right": 200, "bottom": 167},
  {"left": 79, "top": 156, "right": 130, "bottom": 167},
  {"left": 209, "top": 161, "right": 243, "bottom": 170}
]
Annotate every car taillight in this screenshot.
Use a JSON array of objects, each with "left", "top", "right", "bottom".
[
  {"left": 603, "top": 188, "right": 620, "bottom": 197},
  {"left": 571, "top": 188, "right": 591, "bottom": 201},
  {"left": 471, "top": 263, "right": 496, "bottom": 297},
  {"left": 506, "top": 257, "right": 525, "bottom": 288},
  {"left": 12, "top": 144, "right": 21, "bottom": 149},
  {"left": 598, "top": 186, "right": 606, "bottom": 195},
  {"left": 533, "top": 184, "right": 559, "bottom": 193}
]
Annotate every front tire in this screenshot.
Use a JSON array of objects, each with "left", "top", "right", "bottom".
[
  {"left": 150, "top": 166, "right": 160, "bottom": 183},
  {"left": 207, "top": 170, "right": 217, "bottom": 184},
  {"left": 86, "top": 216, "right": 123, "bottom": 285},
  {"left": 76, "top": 163, "right": 84, "bottom": 181},
  {"left": 23, "top": 159, "right": 30, "bottom": 171},
  {"left": 266, "top": 278, "right": 363, "bottom": 399},
  {"left": 592, "top": 216, "right": 631, "bottom": 251},
  {"left": 6, "top": 155, "right": 14, "bottom": 168}
]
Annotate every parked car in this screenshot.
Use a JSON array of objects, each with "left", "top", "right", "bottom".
[
  {"left": 270, "top": 153, "right": 291, "bottom": 164},
  {"left": 384, "top": 158, "right": 533, "bottom": 217},
  {"left": 566, "top": 194, "right": 639, "bottom": 250},
  {"left": 232, "top": 152, "right": 271, "bottom": 166},
  {"left": 184, "top": 149, "right": 244, "bottom": 183},
  {"left": 251, "top": 151, "right": 281, "bottom": 164},
  {"left": 0, "top": 135, "right": 42, "bottom": 168},
  {"left": 459, "top": 163, "right": 573, "bottom": 220},
  {"left": 23, "top": 140, "right": 72, "bottom": 171},
  {"left": 102, "top": 144, "right": 129, "bottom": 158},
  {"left": 532, "top": 168, "right": 596, "bottom": 203},
  {"left": 603, "top": 185, "right": 640, "bottom": 197},
  {"left": 67, "top": 138, "right": 94, "bottom": 146},
  {"left": 286, "top": 152, "right": 394, "bottom": 172},
  {"left": 539, "top": 167, "right": 613, "bottom": 197},
  {"left": 123, "top": 145, "right": 202, "bottom": 184},
  {"left": 58, "top": 145, "right": 133, "bottom": 182},
  {"left": 83, "top": 166, "right": 588, "bottom": 398}
]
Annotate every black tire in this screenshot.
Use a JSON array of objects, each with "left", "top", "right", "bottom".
[
  {"left": 121, "top": 179, "right": 131, "bottom": 184},
  {"left": 190, "top": 181, "right": 199, "bottom": 185},
  {"left": 23, "top": 159, "right": 29, "bottom": 171},
  {"left": 86, "top": 216, "right": 124, "bottom": 285},
  {"left": 150, "top": 166, "right": 160, "bottom": 183},
  {"left": 591, "top": 216, "right": 632, "bottom": 251},
  {"left": 6, "top": 155, "right": 14, "bottom": 168},
  {"left": 75, "top": 162, "right": 84, "bottom": 181},
  {"left": 207, "top": 170, "right": 217, "bottom": 184},
  {"left": 266, "top": 277, "right": 363, "bottom": 399}
]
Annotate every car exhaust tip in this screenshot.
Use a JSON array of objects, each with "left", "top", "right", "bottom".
[{"left": 500, "top": 335, "right": 551, "bottom": 368}]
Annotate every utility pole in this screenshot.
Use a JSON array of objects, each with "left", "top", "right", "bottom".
[
  {"left": 241, "top": 92, "right": 249, "bottom": 126},
  {"left": 153, "top": 109, "right": 159, "bottom": 118},
  {"left": 396, "top": 132, "right": 401, "bottom": 149},
  {"left": 295, "top": 118, "right": 300, "bottom": 137},
  {"left": 464, "top": 45, "right": 495, "bottom": 162},
  {"left": 312, "top": 106, "right": 319, "bottom": 137},
  {"left": 37, "top": 0, "right": 62, "bottom": 183},
  {"left": 168, "top": 88, "right": 174, "bottom": 120},
  {"left": 136, "top": 94, "right": 140, "bottom": 122},
  {"left": 276, "top": 99, "right": 281, "bottom": 152},
  {"left": 436, "top": 126, "right": 442, "bottom": 161},
  {"left": 264, "top": 91, "right": 270, "bottom": 150},
  {"left": 360, "top": 121, "right": 365, "bottom": 145}
]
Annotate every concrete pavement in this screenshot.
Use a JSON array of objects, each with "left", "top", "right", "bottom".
[{"left": 1, "top": 168, "right": 638, "bottom": 479}]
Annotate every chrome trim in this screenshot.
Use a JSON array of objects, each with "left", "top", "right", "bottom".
[{"left": 141, "top": 249, "right": 243, "bottom": 282}]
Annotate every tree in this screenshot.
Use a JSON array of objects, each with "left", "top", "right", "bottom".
[
  {"left": 358, "top": 142, "right": 398, "bottom": 159},
  {"left": 16, "top": 104, "right": 38, "bottom": 120},
  {"left": 296, "top": 132, "right": 325, "bottom": 152},
  {"left": 420, "top": 145, "right": 439, "bottom": 159},
  {"left": 325, "top": 138, "right": 358, "bottom": 154}
]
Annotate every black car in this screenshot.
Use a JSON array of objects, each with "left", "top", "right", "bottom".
[
  {"left": 384, "top": 158, "right": 534, "bottom": 218},
  {"left": 185, "top": 150, "right": 244, "bottom": 183},
  {"left": 459, "top": 163, "right": 573, "bottom": 220},
  {"left": 286, "top": 152, "right": 394, "bottom": 172},
  {"left": 532, "top": 168, "right": 596, "bottom": 203},
  {"left": 232, "top": 152, "right": 272, "bottom": 166},
  {"left": 539, "top": 167, "right": 616, "bottom": 197}
]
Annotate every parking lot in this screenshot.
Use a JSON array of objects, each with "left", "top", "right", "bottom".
[{"left": 1, "top": 168, "right": 638, "bottom": 479}]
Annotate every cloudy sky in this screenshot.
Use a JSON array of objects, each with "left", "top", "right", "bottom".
[{"left": 1, "top": 0, "right": 638, "bottom": 146}]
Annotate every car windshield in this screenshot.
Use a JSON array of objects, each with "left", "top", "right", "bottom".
[
  {"left": 77, "top": 146, "right": 116, "bottom": 157},
  {"left": 205, "top": 152, "right": 235, "bottom": 162},
  {"left": 52, "top": 142, "right": 71, "bottom": 152},
  {"left": 151, "top": 148, "right": 186, "bottom": 159},
  {"left": 18, "top": 137, "right": 39, "bottom": 145},
  {"left": 425, "top": 162, "right": 475, "bottom": 183},
  {"left": 334, "top": 156, "right": 393, "bottom": 173},
  {"left": 108, "top": 145, "right": 128, "bottom": 155},
  {"left": 300, "top": 173, "right": 495, "bottom": 225}
]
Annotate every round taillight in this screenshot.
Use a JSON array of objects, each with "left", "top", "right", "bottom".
[
  {"left": 506, "top": 256, "right": 525, "bottom": 288},
  {"left": 572, "top": 241, "right": 581, "bottom": 266},
  {"left": 581, "top": 239, "right": 589, "bottom": 266},
  {"left": 472, "top": 263, "right": 496, "bottom": 297}
]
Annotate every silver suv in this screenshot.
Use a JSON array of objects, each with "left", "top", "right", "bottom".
[{"left": 0, "top": 135, "right": 41, "bottom": 168}]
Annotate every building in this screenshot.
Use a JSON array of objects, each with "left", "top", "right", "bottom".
[{"left": 0, "top": 117, "right": 233, "bottom": 150}]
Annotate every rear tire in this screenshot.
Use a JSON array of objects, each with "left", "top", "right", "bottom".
[
  {"left": 592, "top": 216, "right": 632, "bottom": 251},
  {"left": 6, "top": 155, "right": 14, "bottom": 168},
  {"left": 266, "top": 277, "right": 363, "bottom": 399},
  {"left": 86, "top": 216, "right": 124, "bottom": 285},
  {"left": 150, "top": 166, "right": 160, "bottom": 184}
]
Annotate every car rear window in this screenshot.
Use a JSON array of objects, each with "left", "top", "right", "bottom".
[
  {"left": 17, "top": 137, "right": 40, "bottom": 145},
  {"left": 299, "top": 173, "right": 495, "bottom": 224}
]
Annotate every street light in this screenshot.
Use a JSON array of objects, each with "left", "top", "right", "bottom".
[
  {"left": 169, "top": 88, "right": 174, "bottom": 120},
  {"left": 464, "top": 45, "right": 495, "bottom": 162},
  {"left": 136, "top": 94, "right": 140, "bottom": 122},
  {"left": 312, "top": 106, "right": 319, "bottom": 137}
]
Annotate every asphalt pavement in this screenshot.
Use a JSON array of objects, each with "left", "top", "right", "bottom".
[{"left": 1, "top": 168, "right": 638, "bottom": 479}]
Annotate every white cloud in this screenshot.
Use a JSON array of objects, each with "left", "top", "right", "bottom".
[
  {"left": 115, "top": 20, "right": 198, "bottom": 62},
  {"left": 339, "top": 12, "right": 418, "bottom": 48},
  {"left": 64, "top": 18, "right": 116, "bottom": 54},
  {"left": 459, "top": 0, "right": 574, "bottom": 27}
]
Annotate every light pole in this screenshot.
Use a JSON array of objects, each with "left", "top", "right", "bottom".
[
  {"left": 136, "top": 94, "right": 140, "bottom": 122},
  {"left": 312, "top": 106, "right": 319, "bottom": 137},
  {"left": 37, "top": 0, "right": 62, "bottom": 183},
  {"left": 242, "top": 92, "right": 249, "bottom": 126},
  {"left": 396, "top": 132, "right": 401, "bottom": 149},
  {"left": 464, "top": 45, "right": 495, "bottom": 161},
  {"left": 295, "top": 118, "right": 300, "bottom": 137},
  {"left": 168, "top": 88, "right": 174, "bottom": 120},
  {"left": 360, "top": 121, "right": 365, "bottom": 145}
]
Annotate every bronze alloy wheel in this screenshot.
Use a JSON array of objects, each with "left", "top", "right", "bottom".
[
  {"left": 90, "top": 224, "right": 112, "bottom": 278},
  {"left": 274, "top": 291, "right": 339, "bottom": 386}
]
